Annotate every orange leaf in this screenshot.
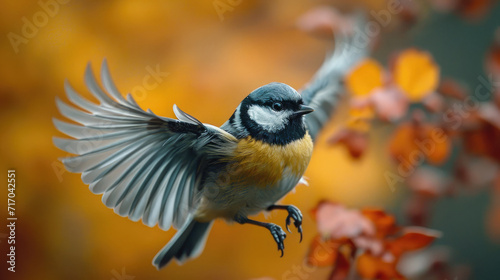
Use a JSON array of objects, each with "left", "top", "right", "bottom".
[
  {"left": 347, "top": 107, "right": 374, "bottom": 132},
  {"left": 356, "top": 227, "right": 439, "bottom": 279},
  {"left": 361, "top": 208, "right": 398, "bottom": 238},
  {"left": 458, "top": 0, "right": 492, "bottom": 20},
  {"left": 428, "top": 143, "right": 451, "bottom": 164},
  {"left": 393, "top": 49, "right": 440, "bottom": 101},
  {"left": 386, "top": 227, "right": 441, "bottom": 257},
  {"left": 346, "top": 117, "right": 371, "bottom": 132},
  {"left": 327, "top": 127, "right": 369, "bottom": 159},
  {"left": 389, "top": 123, "right": 418, "bottom": 164},
  {"left": 438, "top": 78, "right": 468, "bottom": 100},
  {"left": 389, "top": 122, "right": 451, "bottom": 166},
  {"left": 463, "top": 120, "right": 500, "bottom": 163},
  {"left": 348, "top": 107, "right": 375, "bottom": 121},
  {"left": 329, "top": 252, "right": 351, "bottom": 280},
  {"left": 356, "top": 253, "right": 404, "bottom": 280},
  {"left": 346, "top": 58, "right": 384, "bottom": 97},
  {"left": 306, "top": 235, "right": 340, "bottom": 267}
]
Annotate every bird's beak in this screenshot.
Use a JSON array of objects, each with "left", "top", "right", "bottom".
[{"left": 294, "top": 105, "right": 314, "bottom": 117}]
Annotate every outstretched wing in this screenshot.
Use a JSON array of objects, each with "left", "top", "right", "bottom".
[
  {"left": 53, "top": 60, "right": 237, "bottom": 230},
  {"left": 301, "top": 14, "right": 367, "bottom": 141}
]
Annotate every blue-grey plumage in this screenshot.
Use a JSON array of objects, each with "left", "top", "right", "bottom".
[
  {"left": 53, "top": 15, "right": 366, "bottom": 270},
  {"left": 153, "top": 215, "right": 213, "bottom": 268},
  {"left": 301, "top": 12, "right": 367, "bottom": 141},
  {"left": 54, "top": 61, "right": 239, "bottom": 232}
]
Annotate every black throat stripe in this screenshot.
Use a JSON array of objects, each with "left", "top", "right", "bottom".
[{"left": 239, "top": 102, "right": 307, "bottom": 145}]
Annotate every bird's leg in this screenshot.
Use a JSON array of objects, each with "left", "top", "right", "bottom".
[
  {"left": 267, "top": 204, "right": 303, "bottom": 242},
  {"left": 234, "top": 216, "right": 287, "bottom": 257}
]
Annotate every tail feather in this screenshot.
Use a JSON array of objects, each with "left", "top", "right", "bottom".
[{"left": 153, "top": 217, "right": 213, "bottom": 269}]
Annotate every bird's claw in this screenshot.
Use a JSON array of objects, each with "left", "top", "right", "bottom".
[
  {"left": 268, "top": 224, "right": 287, "bottom": 257},
  {"left": 285, "top": 205, "right": 303, "bottom": 242}
]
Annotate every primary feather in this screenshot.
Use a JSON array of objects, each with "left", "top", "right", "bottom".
[
  {"left": 53, "top": 60, "right": 237, "bottom": 230},
  {"left": 301, "top": 13, "right": 367, "bottom": 141}
]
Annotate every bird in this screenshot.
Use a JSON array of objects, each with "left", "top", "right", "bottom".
[{"left": 53, "top": 20, "right": 365, "bottom": 270}]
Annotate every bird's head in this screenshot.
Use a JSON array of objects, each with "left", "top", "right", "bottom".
[{"left": 229, "top": 82, "right": 314, "bottom": 145}]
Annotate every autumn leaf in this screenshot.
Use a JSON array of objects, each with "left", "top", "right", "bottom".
[
  {"left": 438, "top": 78, "right": 469, "bottom": 100},
  {"left": 329, "top": 253, "right": 351, "bottom": 280},
  {"left": 328, "top": 127, "right": 369, "bottom": 159},
  {"left": 407, "top": 166, "right": 451, "bottom": 197},
  {"left": 463, "top": 110, "right": 500, "bottom": 163},
  {"left": 427, "top": 133, "right": 452, "bottom": 164},
  {"left": 346, "top": 58, "right": 385, "bottom": 97},
  {"left": 309, "top": 202, "right": 441, "bottom": 279},
  {"left": 393, "top": 49, "right": 440, "bottom": 101},
  {"left": 457, "top": 0, "right": 492, "bottom": 20},
  {"left": 356, "top": 227, "right": 440, "bottom": 279},
  {"left": 371, "top": 87, "right": 409, "bottom": 122},
  {"left": 389, "top": 120, "right": 451, "bottom": 166},
  {"left": 313, "top": 201, "right": 375, "bottom": 239},
  {"left": 347, "top": 107, "right": 375, "bottom": 123},
  {"left": 356, "top": 253, "right": 404, "bottom": 280},
  {"left": 430, "top": 0, "right": 492, "bottom": 19},
  {"left": 386, "top": 227, "right": 442, "bottom": 258},
  {"left": 306, "top": 235, "right": 341, "bottom": 267},
  {"left": 361, "top": 208, "right": 398, "bottom": 239}
]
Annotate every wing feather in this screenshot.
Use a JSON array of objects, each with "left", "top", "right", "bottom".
[
  {"left": 54, "top": 61, "right": 237, "bottom": 230},
  {"left": 100, "top": 59, "right": 130, "bottom": 106},
  {"left": 301, "top": 13, "right": 367, "bottom": 141}
]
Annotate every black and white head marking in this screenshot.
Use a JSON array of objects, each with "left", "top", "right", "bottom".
[
  {"left": 227, "top": 82, "right": 309, "bottom": 145},
  {"left": 246, "top": 104, "right": 293, "bottom": 132}
]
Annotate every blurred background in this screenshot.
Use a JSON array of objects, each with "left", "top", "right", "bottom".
[{"left": 0, "top": 0, "right": 499, "bottom": 279}]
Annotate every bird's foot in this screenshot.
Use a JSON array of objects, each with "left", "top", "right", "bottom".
[
  {"left": 234, "top": 216, "right": 287, "bottom": 257},
  {"left": 284, "top": 205, "right": 303, "bottom": 242},
  {"left": 267, "top": 204, "right": 304, "bottom": 242},
  {"left": 266, "top": 223, "right": 287, "bottom": 257}
]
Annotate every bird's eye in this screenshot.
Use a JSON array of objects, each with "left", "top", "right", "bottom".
[{"left": 272, "top": 102, "right": 283, "bottom": 111}]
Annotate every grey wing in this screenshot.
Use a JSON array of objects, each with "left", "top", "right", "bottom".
[
  {"left": 53, "top": 61, "right": 237, "bottom": 230},
  {"left": 301, "top": 13, "right": 367, "bottom": 141}
]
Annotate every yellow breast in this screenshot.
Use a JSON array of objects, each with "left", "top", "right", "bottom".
[{"left": 227, "top": 132, "right": 313, "bottom": 188}]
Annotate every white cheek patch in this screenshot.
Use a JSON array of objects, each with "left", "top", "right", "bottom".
[{"left": 247, "top": 105, "right": 291, "bottom": 132}]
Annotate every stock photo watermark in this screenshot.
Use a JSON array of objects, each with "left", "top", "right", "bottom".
[
  {"left": 130, "top": 64, "right": 170, "bottom": 102},
  {"left": 110, "top": 267, "right": 135, "bottom": 280},
  {"left": 6, "top": 0, "right": 71, "bottom": 54},
  {"left": 213, "top": 0, "right": 243, "bottom": 22},
  {"left": 6, "top": 170, "right": 17, "bottom": 273}
]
